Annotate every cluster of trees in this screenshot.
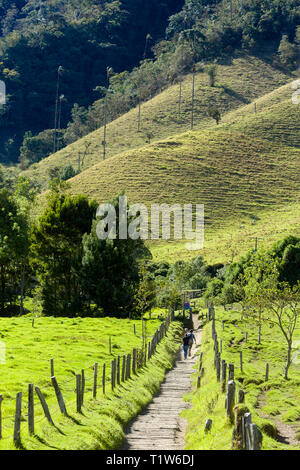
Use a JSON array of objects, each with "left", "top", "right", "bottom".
[
  {"left": 0, "top": 0, "right": 299, "bottom": 167},
  {"left": 0, "top": 185, "right": 153, "bottom": 318},
  {"left": 49, "top": 0, "right": 300, "bottom": 162},
  {"left": 200, "top": 236, "right": 300, "bottom": 379},
  {"left": 0, "top": 0, "right": 183, "bottom": 163},
  {"left": 203, "top": 235, "right": 300, "bottom": 307}
]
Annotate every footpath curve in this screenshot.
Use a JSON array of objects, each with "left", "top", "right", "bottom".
[{"left": 122, "top": 315, "right": 202, "bottom": 450}]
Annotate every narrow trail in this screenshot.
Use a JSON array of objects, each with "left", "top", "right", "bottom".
[{"left": 122, "top": 315, "right": 202, "bottom": 451}]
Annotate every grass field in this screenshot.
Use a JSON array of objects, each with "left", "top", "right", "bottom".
[
  {"left": 183, "top": 304, "right": 300, "bottom": 450},
  {"left": 22, "top": 54, "right": 292, "bottom": 189},
  {"left": 150, "top": 199, "right": 300, "bottom": 264},
  {"left": 0, "top": 314, "right": 182, "bottom": 450}
]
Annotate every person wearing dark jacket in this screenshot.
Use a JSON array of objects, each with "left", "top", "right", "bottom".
[{"left": 182, "top": 333, "right": 190, "bottom": 359}]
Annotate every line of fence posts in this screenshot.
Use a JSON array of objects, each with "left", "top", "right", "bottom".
[
  {"left": 202, "top": 304, "right": 263, "bottom": 449},
  {"left": 0, "top": 313, "right": 172, "bottom": 445}
]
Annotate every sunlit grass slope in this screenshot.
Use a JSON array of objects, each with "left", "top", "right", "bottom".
[
  {"left": 151, "top": 199, "right": 300, "bottom": 265},
  {"left": 0, "top": 315, "right": 183, "bottom": 450},
  {"left": 183, "top": 306, "right": 300, "bottom": 450},
  {"left": 23, "top": 55, "right": 292, "bottom": 189}
]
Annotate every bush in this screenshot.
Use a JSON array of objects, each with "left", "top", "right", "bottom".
[
  {"left": 257, "top": 419, "right": 278, "bottom": 439},
  {"left": 61, "top": 165, "right": 77, "bottom": 181}
]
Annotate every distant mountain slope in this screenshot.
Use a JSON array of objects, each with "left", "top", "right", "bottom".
[
  {"left": 34, "top": 74, "right": 300, "bottom": 263},
  {"left": 23, "top": 55, "right": 292, "bottom": 188}
]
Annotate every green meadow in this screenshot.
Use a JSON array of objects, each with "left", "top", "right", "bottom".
[
  {"left": 183, "top": 304, "right": 300, "bottom": 450},
  {"left": 0, "top": 314, "right": 182, "bottom": 450}
]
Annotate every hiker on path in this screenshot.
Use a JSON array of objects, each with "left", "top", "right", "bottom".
[
  {"left": 188, "top": 329, "right": 196, "bottom": 357},
  {"left": 182, "top": 333, "right": 190, "bottom": 360}
]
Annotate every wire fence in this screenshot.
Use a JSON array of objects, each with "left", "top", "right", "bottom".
[{"left": 0, "top": 313, "right": 172, "bottom": 447}]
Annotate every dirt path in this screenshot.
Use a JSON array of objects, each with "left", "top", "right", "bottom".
[
  {"left": 121, "top": 315, "right": 202, "bottom": 450},
  {"left": 257, "top": 392, "right": 299, "bottom": 447}
]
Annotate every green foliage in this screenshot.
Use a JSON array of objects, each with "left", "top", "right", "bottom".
[
  {"left": 19, "top": 130, "right": 62, "bottom": 168},
  {"left": 278, "top": 34, "right": 298, "bottom": 68},
  {"left": 0, "top": 188, "right": 30, "bottom": 312},
  {"left": 134, "top": 262, "right": 156, "bottom": 318},
  {"left": 60, "top": 164, "right": 76, "bottom": 181},
  {"left": 204, "top": 278, "right": 224, "bottom": 299},
  {"left": 208, "top": 105, "right": 221, "bottom": 124},
  {"left": 30, "top": 192, "right": 98, "bottom": 316},
  {"left": 0, "top": 0, "right": 184, "bottom": 163},
  {"left": 80, "top": 195, "right": 152, "bottom": 317},
  {"left": 205, "top": 64, "right": 218, "bottom": 87}
]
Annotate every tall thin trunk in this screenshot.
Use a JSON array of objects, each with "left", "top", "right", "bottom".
[
  {"left": 178, "top": 76, "right": 182, "bottom": 115},
  {"left": 284, "top": 343, "right": 292, "bottom": 380},
  {"left": 103, "top": 94, "right": 107, "bottom": 159},
  {"left": 53, "top": 72, "right": 60, "bottom": 154},
  {"left": 191, "top": 65, "right": 195, "bottom": 130},
  {"left": 138, "top": 95, "right": 141, "bottom": 132}
]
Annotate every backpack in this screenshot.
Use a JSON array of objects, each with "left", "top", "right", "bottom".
[
  {"left": 183, "top": 335, "right": 190, "bottom": 346},
  {"left": 187, "top": 333, "right": 193, "bottom": 346}
]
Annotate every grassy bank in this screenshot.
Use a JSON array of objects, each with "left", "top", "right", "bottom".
[
  {"left": 182, "top": 305, "right": 300, "bottom": 450},
  {"left": 0, "top": 316, "right": 182, "bottom": 450}
]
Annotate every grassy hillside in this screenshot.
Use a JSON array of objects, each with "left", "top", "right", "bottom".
[
  {"left": 151, "top": 200, "right": 300, "bottom": 265},
  {"left": 183, "top": 305, "right": 300, "bottom": 450},
  {"left": 23, "top": 55, "right": 292, "bottom": 189},
  {"left": 0, "top": 314, "right": 182, "bottom": 450}
]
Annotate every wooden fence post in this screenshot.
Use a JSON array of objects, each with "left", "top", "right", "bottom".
[
  {"left": 35, "top": 387, "right": 54, "bottom": 425},
  {"left": 265, "top": 363, "right": 269, "bottom": 382},
  {"left": 117, "top": 356, "right": 120, "bottom": 385},
  {"left": 102, "top": 363, "right": 106, "bottom": 395},
  {"left": 228, "top": 363, "right": 234, "bottom": 381},
  {"left": 76, "top": 374, "right": 82, "bottom": 413},
  {"left": 50, "top": 358, "right": 54, "bottom": 377},
  {"left": 93, "top": 363, "right": 98, "bottom": 399},
  {"left": 204, "top": 419, "right": 212, "bottom": 432},
  {"left": 221, "top": 360, "right": 227, "bottom": 393},
  {"left": 111, "top": 360, "right": 115, "bottom": 391},
  {"left": 28, "top": 383, "right": 34, "bottom": 435},
  {"left": 132, "top": 349, "right": 137, "bottom": 374},
  {"left": 243, "top": 412, "right": 252, "bottom": 449},
  {"left": 81, "top": 369, "right": 85, "bottom": 406},
  {"left": 51, "top": 376, "right": 67, "bottom": 416},
  {"left": 197, "top": 376, "right": 201, "bottom": 388},
  {"left": 226, "top": 380, "right": 235, "bottom": 423},
  {"left": 240, "top": 351, "right": 243, "bottom": 372},
  {"left": 0, "top": 395, "right": 3, "bottom": 440},
  {"left": 216, "top": 352, "right": 221, "bottom": 381},
  {"left": 238, "top": 389, "right": 245, "bottom": 403},
  {"left": 127, "top": 354, "right": 131, "bottom": 379},
  {"left": 13, "top": 392, "right": 22, "bottom": 447},
  {"left": 122, "top": 356, "right": 126, "bottom": 382},
  {"left": 250, "top": 423, "right": 262, "bottom": 450}
]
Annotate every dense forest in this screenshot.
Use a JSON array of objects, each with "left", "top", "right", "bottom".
[
  {"left": 0, "top": 0, "right": 299, "bottom": 166},
  {"left": 0, "top": 0, "right": 184, "bottom": 163}
]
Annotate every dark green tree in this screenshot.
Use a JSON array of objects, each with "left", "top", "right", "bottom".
[
  {"left": 80, "top": 195, "right": 151, "bottom": 317},
  {"left": 0, "top": 189, "right": 30, "bottom": 314},
  {"left": 30, "top": 193, "right": 98, "bottom": 316}
]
